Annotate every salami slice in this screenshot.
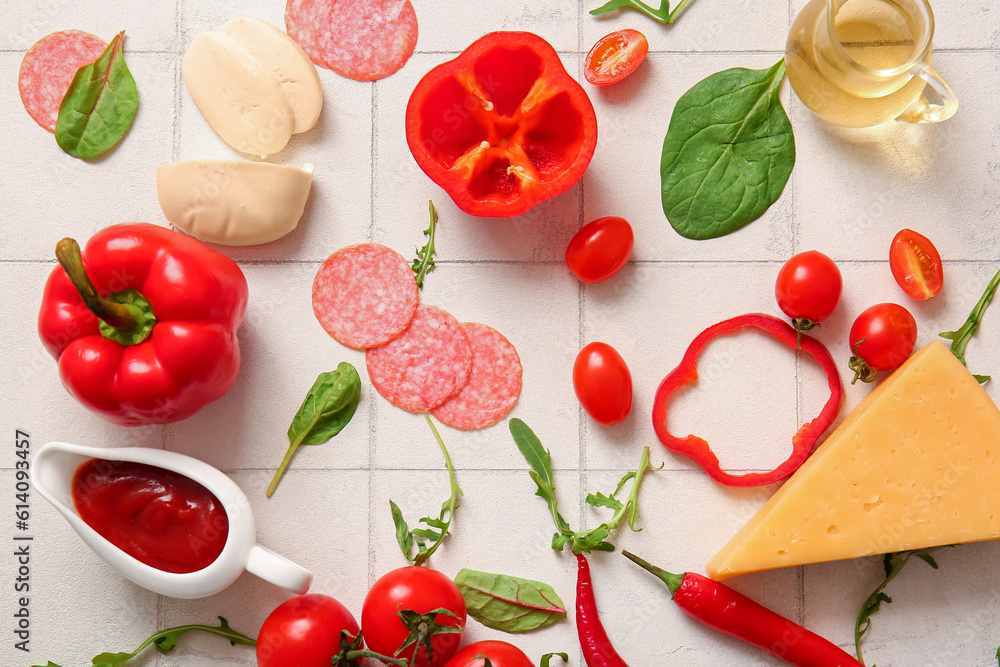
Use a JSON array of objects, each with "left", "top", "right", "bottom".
[
  {"left": 312, "top": 243, "right": 418, "bottom": 350},
  {"left": 432, "top": 323, "right": 522, "bottom": 430},
  {"left": 19, "top": 30, "right": 108, "bottom": 132},
  {"left": 285, "top": 0, "right": 418, "bottom": 81},
  {"left": 366, "top": 305, "right": 472, "bottom": 412}
]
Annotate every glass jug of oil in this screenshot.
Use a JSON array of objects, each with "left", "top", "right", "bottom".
[{"left": 786, "top": 0, "right": 957, "bottom": 127}]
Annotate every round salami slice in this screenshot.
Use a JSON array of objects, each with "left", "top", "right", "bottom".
[
  {"left": 19, "top": 30, "right": 108, "bottom": 132},
  {"left": 312, "top": 243, "right": 418, "bottom": 350},
  {"left": 285, "top": 0, "right": 418, "bottom": 81},
  {"left": 366, "top": 305, "right": 472, "bottom": 412},
  {"left": 433, "top": 323, "right": 522, "bottom": 430}
]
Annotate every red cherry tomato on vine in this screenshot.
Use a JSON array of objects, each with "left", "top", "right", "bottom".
[
  {"left": 361, "top": 566, "right": 467, "bottom": 667},
  {"left": 889, "top": 228, "right": 943, "bottom": 300},
  {"left": 443, "top": 641, "right": 533, "bottom": 667},
  {"left": 573, "top": 342, "right": 632, "bottom": 425},
  {"left": 585, "top": 29, "right": 648, "bottom": 86},
  {"left": 849, "top": 303, "right": 917, "bottom": 372},
  {"left": 775, "top": 250, "right": 843, "bottom": 324},
  {"left": 257, "top": 594, "right": 359, "bottom": 667},
  {"left": 565, "top": 216, "right": 634, "bottom": 284}
]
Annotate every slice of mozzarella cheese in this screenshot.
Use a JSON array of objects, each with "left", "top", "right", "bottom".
[
  {"left": 221, "top": 16, "right": 323, "bottom": 135},
  {"left": 157, "top": 161, "right": 314, "bottom": 246},
  {"left": 183, "top": 32, "right": 295, "bottom": 157}
]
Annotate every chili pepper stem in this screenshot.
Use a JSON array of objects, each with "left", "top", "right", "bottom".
[
  {"left": 621, "top": 550, "right": 683, "bottom": 597},
  {"left": 56, "top": 237, "right": 156, "bottom": 346}
]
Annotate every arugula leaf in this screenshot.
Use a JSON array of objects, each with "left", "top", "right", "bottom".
[
  {"left": 412, "top": 200, "right": 439, "bottom": 289},
  {"left": 32, "top": 617, "right": 255, "bottom": 667},
  {"left": 391, "top": 415, "right": 463, "bottom": 566},
  {"left": 939, "top": 267, "right": 1000, "bottom": 384},
  {"left": 855, "top": 547, "right": 948, "bottom": 665},
  {"left": 509, "top": 418, "right": 653, "bottom": 553},
  {"left": 267, "top": 364, "right": 362, "bottom": 497},
  {"left": 55, "top": 31, "right": 138, "bottom": 160},
  {"left": 589, "top": 0, "right": 696, "bottom": 23},
  {"left": 509, "top": 418, "right": 575, "bottom": 550},
  {"left": 661, "top": 59, "right": 794, "bottom": 240},
  {"left": 455, "top": 569, "right": 567, "bottom": 632}
]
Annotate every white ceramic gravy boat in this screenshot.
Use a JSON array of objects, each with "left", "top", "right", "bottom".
[{"left": 31, "top": 441, "right": 312, "bottom": 599}]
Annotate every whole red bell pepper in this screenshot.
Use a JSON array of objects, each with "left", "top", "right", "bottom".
[
  {"left": 38, "top": 223, "right": 248, "bottom": 426},
  {"left": 405, "top": 31, "right": 598, "bottom": 218}
]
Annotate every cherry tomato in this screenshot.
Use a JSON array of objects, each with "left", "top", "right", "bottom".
[
  {"left": 573, "top": 342, "right": 632, "bottom": 426},
  {"left": 443, "top": 641, "right": 533, "bottom": 667},
  {"left": 889, "top": 228, "right": 943, "bottom": 300},
  {"left": 585, "top": 29, "right": 649, "bottom": 86},
  {"left": 565, "top": 216, "right": 634, "bottom": 284},
  {"left": 849, "top": 303, "right": 917, "bottom": 372},
  {"left": 256, "top": 594, "right": 359, "bottom": 667},
  {"left": 775, "top": 250, "right": 843, "bottom": 323},
  {"left": 361, "top": 566, "right": 467, "bottom": 667}
]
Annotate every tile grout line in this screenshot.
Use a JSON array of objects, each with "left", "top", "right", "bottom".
[
  {"left": 368, "top": 79, "right": 378, "bottom": 590},
  {"left": 576, "top": 3, "right": 588, "bottom": 547}
]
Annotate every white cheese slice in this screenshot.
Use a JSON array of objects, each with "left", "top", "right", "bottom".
[
  {"left": 183, "top": 32, "right": 295, "bottom": 157},
  {"left": 157, "top": 161, "right": 314, "bottom": 246},
  {"left": 221, "top": 16, "right": 323, "bottom": 135}
]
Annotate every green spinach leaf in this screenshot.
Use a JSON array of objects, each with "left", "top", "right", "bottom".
[
  {"left": 267, "top": 363, "right": 362, "bottom": 497},
  {"left": 661, "top": 59, "right": 794, "bottom": 240},
  {"left": 55, "top": 31, "right": 138, "bottom": 160}
]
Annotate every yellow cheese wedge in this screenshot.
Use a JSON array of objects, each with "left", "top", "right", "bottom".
[
  {"left": 221, "top": 16, "right": 323, "bottom": 134},
  {"left": 157, "top": 161, "right": 313, "bottom": 246},
  {"left": 183, "top": 32, "right": 295, "bottom": 156},
  {"left": 707, "top": 341, "right": 1000, "bottom": 580}
]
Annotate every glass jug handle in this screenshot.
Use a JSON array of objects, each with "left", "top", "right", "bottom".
[{"left": 896, "top": 63, "right": 958, "bottom": 124}]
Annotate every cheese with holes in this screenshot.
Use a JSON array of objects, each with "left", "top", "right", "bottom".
[{"left": 707, "top": 341, "right": 1000, "bottom": 580}]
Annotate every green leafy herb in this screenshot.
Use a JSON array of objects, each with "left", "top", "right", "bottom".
[
  {"left": 939, "top": 267, "right": 1000, "bottom": 384},
  {"left": 542, "top": 654, "right": 569, "bottom": 667},
  {"left": 412, "top": 200, "right": 438, "bottom": 289},
  {"left": 391, "top": 415, "right": 463, "bottom": 566},
  {"left": 55, "top": 31, "right": 138, "bottom": 160},
  {"left": 33, "top": 617, "right": 255, "bottom": 667},
  {"left": 267, "top": 363, "right": 362, "bottom": 497},
  {"left": 854, "top": 547, "right": 948, "bottom": 665},
  {"left": 590, "top": 0, "right": 696, "bottom": 24},
  {"left": 660, "top": 59, "right": 794, "bottom": 240},
  {"left": 454, "top": 568, "right": 567, "bottom": 632},
  {"left": 509, "top": 418, "right": 653, "bottom": 553}
]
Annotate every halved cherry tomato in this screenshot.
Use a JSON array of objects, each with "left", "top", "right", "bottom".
[
  {"left": 257, "top": 594, "right": 359, "bottom": 667},
  {"left": 565, "top": 216, "right": 634, "bottom": 283},
  {"left": 585, "top": 30, "right": 648, "bottom": 86},
  {"left": 848, "top": 303, "right": 917, "bottom": 382},
  {"left": 443, "top": 640, "right": 533, "bottom": 667},
  {"left": 573, "top": 342, "right": 632, "bottom": 425},
  {"left": 775, "top": 250, "right": 842, "bottom": 324},
  {"left": 889, "top": 229, "right": 943, "bottom": 300}
]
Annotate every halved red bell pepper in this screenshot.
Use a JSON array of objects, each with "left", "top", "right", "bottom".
[
  {"left": 38, "top": 223, "right": 248, "bottom": 426},
  {"left": 405, "top": 31, "right": 598, "bottom": 218},
  {"left": 652, "top": 314, "right": 843, "bottom": 486}
]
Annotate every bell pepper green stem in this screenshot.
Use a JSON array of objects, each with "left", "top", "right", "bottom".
[
  {"left": 622, "top": 550, "right": 683, "bottom": 597},
  {"left": 55, "top": 237, "right": 156, "bottom": 346}
]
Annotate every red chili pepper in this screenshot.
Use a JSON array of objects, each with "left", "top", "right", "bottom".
[
  {"left": 405, "top": 31, "right": 598, "bottom": 218},
  {"left": 575, "top": 553, "right": 629, "bottom": 667},
  {"left": 651, "top": 314, "right": 842, "bottom": 486},
  {"left": 623, "top": 551, "right": 862, "bottom": 666},
  {"left": 38, "top": 223, "right": 248, "bottom": 426}
]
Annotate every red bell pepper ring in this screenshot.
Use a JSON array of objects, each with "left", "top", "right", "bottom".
[
  {"left": 38, "top": 223, "right": 248, "bottom": 426},
  {"left": 652, "top": 314, "right": 842, "bottom": 486},
  {"left": 623, "top": 551, "right": 863, "bottom": 667},
  {"left": 405, "top": 31, "right": 598, "bottom": 218}
]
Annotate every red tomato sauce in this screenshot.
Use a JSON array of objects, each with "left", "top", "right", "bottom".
[{"left": 72, "top": 459, "right": 229, "bottom": 573}]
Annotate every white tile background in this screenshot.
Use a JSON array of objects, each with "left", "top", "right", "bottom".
[{"left": 1, "top": 0, "right": 999, "bottom": 665}]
